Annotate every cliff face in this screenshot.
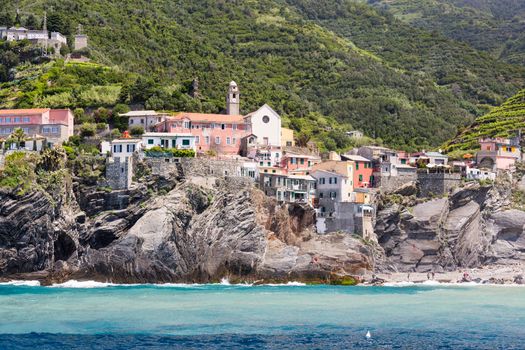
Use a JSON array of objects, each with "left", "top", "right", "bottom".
[
  {"left": 0, "top": 173, "right": 374, "bottom": 284},
  {"left": 375, "top": 176, "right": 525, "bottom": 273},
  {"left": 3, "top": 162, "right": 524, "bottom": 283}
]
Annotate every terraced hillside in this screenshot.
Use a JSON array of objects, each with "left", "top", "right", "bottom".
[
  {"left": 371, "top": 0, "right": 525, "bottom": 65},
  {"left": 0, "top": 0, "right": 524, "bottom": 150},
  {"left": 444, "top": 89, "right": 525, "bottom": 152}
]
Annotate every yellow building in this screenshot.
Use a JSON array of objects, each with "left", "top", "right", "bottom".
[{"left": 281, "top": 127, "right": 295, "bottom": 147}]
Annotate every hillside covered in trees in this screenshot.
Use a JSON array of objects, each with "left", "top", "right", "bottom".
[
  {"left": 0, "top": 0, "right": 524, "bottom": 150},
  {"left": 371, "top": 0, "right": 525, "bottom": 65}
]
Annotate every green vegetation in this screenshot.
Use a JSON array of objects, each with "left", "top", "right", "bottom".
[
  {"left": 371, "top": 0, "right": 525, "bottom": 65},
  {"left": 329, "top": 275, "right": 358, "bottom": 286},
  {"left": 0, "top": 0, "right": 523, "bottom": 150},
  {"left": 0, "top": 152, "right": 37, "bottom": 195},
  {"left": 144, "top": 146, "right": 195, "bottom": 158},
  {"left": 444, "top": 89, "right": 525, "bottom": 152},
  {"left": 0, "top": 59, "right": 131, "bottom": 109},
  {"left": 0, "top": 148, "right": 71, "bottom": 196},
  {"left": 129, "top": 126, "right": 145, "bottom": 137}
]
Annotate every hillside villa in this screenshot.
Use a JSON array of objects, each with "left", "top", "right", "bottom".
[
  {"left": 121, "top": 110, "right": 169, "bottom": 132},
  {"left": 476, "top": 137, "right": 521, "bottom": 171},
  {"left": 0, "top": 108, "right": 74, "bottom": 148}
]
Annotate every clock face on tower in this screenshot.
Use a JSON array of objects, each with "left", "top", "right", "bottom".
[{"left": 231, "top": 98, "right": 237, "bottom": 102}]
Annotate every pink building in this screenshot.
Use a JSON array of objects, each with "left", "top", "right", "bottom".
[
  {"left": 280, "top": 154, "right": 322, "bottom": 174},
  {"left": 154, "top": 112, "right": 249, "bottom": 155},
  {"left": 0, "top": 108, "right": 74, "bottom": 147},
  {"left": 477, "top": 137, "right": 521, "bottom": 171}
]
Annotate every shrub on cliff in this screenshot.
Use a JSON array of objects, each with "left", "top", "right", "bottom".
[
  {"left": 144, "top": 146, "right": 195, "bottom": 158},
  {"left": 130, "top": 126, "right": 145, "bottom": 137},
  {"left": 0, "top": 151, "right": 36, "bottom": 195},
  {"left": 79, "top": 123, "right": 97, "bottom": 138}
]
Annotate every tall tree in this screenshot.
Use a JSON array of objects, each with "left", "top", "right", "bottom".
[
  {"left": 14, "top": 11, "right": 21, "bottom": 26},
  {"left": 24, "top": 14, "right": 38, "bottom": 30},
  {"left": 47, "top": 13, "right": 71, "bottom": 35},
  {"left": 9, "top": 128, "right": 27, "bottom": 149},
  {"left": 0, "top": 12, "right": 14, "bottom": 27}
]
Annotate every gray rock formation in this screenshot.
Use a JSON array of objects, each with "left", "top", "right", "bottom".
[
  {"left": 0, "top": 175, "right": 373, "bottom": 284},
  {"left": 376, "top": 175, "right": 525, "bottom": 273}
]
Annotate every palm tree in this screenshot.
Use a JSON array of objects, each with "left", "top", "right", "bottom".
[{"left": 9, "top": 128, "right": 27, "bottom": 150}]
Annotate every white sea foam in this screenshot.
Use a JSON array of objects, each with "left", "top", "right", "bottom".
[
  {"left": 220, "top": 278, "right": 231, "bottom": 285},
  {"left": 383, "top": 281, "right": 416, "bottom": 287},
  {"left": 264, "top": 281, "right": 307, "bottom": 286},
  {"left": 50, "top": 280, "right": 120, "bottom": 288},
  {"left": 0, "top": 280, "right": 41, "bottom": 287}
]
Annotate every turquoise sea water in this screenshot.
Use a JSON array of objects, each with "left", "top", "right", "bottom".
[{"left": 1, "top": 281, "right": 524, "bottom": 349}]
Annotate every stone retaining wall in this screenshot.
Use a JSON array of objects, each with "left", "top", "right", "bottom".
[
  {"left": 376, "top": 173, "right": 417, "bottom": 193},
  {"left": 417, "top": 172, "right": 461, "bottom": 198},
  {"left": 106, "top": 157, "right": 132, "bottom": 190},
  {"left": 144, "top": 157, "right": 254, "bottom": 182}
]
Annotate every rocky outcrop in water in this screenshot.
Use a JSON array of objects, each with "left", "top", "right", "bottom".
[{"left": 375, "top": 175, "right": 525, "bottom": 273}]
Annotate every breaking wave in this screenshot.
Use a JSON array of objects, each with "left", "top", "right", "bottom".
[{"left": 0, "top": 280, "right": 41, "bottom": 287}]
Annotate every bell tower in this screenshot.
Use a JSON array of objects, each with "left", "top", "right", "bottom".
[{"left": 226, "top": 81, "right": 240, "bottom": 115}]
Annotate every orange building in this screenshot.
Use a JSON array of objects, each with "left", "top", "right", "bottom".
[{"left": 341, "top": 154, "right": 373, "bottom": 188}]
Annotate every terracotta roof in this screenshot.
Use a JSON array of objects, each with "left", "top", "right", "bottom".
[
  {"left": 169, "top": 112, "right": 245, "bottom": 123},
  {"left": 0, "top": 109, "right": 50, "bottom": 115},
  {"left": 142, "top": 132, "right": 194, "bottom": 138}
]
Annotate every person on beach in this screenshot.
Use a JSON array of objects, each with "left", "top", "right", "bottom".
[{"left": 427, "top": 272, "right": 430, "bottom": 280}]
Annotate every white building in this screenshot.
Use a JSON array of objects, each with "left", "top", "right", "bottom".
[
  {"left": 466, "top": 167, "right": 496, "bottom": 181},
  {"left": 346, "top": 130, "right": 363, "bottom": 138},
  {"left": 244, "top": 104, "right": 281, "bottom": 147},
  {"left": 122, "top": 110, "right": 168, "bottom": 131},
  {"left": 50, "top": 32, "right": 67, "bottom": 45},
  {"left": 110, "top": 139, "right": 142, "bottom": 158},
  {"left": 100, "top": 141, "right": 111, "bottom": 155},
  {"left": 27, "top": 30, "right": 48, "bottom": 40},
  {"left": 6, "top": 27, "right": 28, "bottom": 41},
  {"left": 142, "top": 132, "right": 197, "bottom": 151},
  {"left": 241, "top": 161, "right": 259, "bottom": 180}
]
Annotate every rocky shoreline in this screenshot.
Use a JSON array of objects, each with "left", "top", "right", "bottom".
[
  {"left": 2, "top": 264, "right": 524, "bottom": 287},
  {"left": 372, "top": 264, "right": 525, "bottom": 286},
  {"left": 1, "top": 158, "right": 525, "bottom": 285}
]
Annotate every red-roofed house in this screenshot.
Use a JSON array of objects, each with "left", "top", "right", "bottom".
[
  {"left": 0, "top": 108, "right": 74, "bottom": 147},
  {"left": 154, "top": 112, "right": 250, "bottom": 155}
]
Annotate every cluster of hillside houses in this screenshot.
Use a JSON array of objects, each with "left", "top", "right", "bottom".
[
  {"left": 0, "top": 82, "right": 522, "bottom": 238},
  {"left": 0, "top": 16, "right": 88, "bottom": 53}
]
